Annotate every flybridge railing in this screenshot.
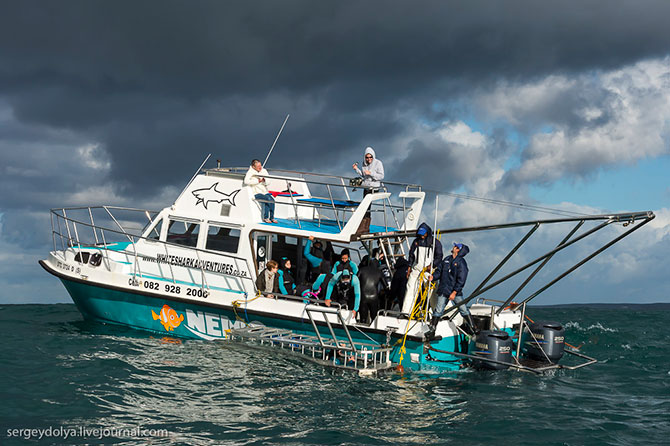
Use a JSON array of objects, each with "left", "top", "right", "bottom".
[
  {"left": 361, "top": 210, "right": 655, "bottom": 317},
  {"left": 49, "top": 206, "right": 257, "bottom": 295},
  {"left": 205, "top": 167, "right": 421, "bottom": 234}
]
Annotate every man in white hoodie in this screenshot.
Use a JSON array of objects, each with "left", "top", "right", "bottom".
[
  {"left": 244, "top": 159, "right": 277, "bottom": 223},
  {"left": 352, "top": 147, "right": 384, "bottom": 233},
  {"left": 353, "top": 147, "right": 384, "bottom": 192}
]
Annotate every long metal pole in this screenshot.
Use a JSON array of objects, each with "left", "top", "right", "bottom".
[
  {"left": 471, "top": 223, "right": 540, "bottom": 297},
  {"left": 496, "top": 220, "right": 584, "bottom": 314},
  {"left": 263, "top": 114, "right": 290, "bottom": 167},
  {"left": 517, "top": 215, "right": 655, "bottom": 306}
]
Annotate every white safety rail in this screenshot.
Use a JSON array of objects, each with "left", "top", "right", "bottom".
[
  {"left": 49, "top": 206, "right": 257, "bottom": 295},
  {"left": 205, "top": 167, "right": 423, "bottom": 249}
]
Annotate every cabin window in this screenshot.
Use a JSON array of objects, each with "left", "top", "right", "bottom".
[
  {"left": 166, "top": 220, "right": 200, "bottom": 247},
  {"left": 206, "top": 225, "right": 240, "bottom": 253},
  {"left": 147, "top": 218, "right": 163, "bottom": 240}
]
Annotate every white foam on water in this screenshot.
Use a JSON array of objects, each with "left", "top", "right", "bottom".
[{"left": 564, "top": 321, "right": 618, "bottom": 332}]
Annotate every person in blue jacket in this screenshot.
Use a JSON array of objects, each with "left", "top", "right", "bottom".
[
  {"left": 324, "top": 269, "right": 360, "bottom": 319},
  {"left": 331, "top": 248, "right": 359, "bottom": 275},
  {"left": 277, "top": 257, "right": 296, "bottom": 295},
  {"left": 427, "top": 242, "right": 477, "bottom": 338}
]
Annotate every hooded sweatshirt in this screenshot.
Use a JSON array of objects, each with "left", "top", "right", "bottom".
[
  {"left": 354, "top": 147, "right": 384, "bottom": 188},
  {"left": 407, "top": 222, "right": 443, "bottom": 269},
  {"left": 433, "top": 244, "right": 470, "bottom": 297},
  {"left": 244, "top": 165, "right": 269, "bottom": 195}
]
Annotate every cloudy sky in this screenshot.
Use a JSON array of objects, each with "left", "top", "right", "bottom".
[{"left": 1, "top": 0, "right": 669, "bottom": 305}]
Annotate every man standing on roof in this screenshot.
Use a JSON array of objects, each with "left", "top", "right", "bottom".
[
  {"left": 353, "top": 147, "right": 384, "bottom": 233},
  {"left": 402, "top": 222, "right": 443, "bottom": 315},
  {"left": 427, "top": 242, "right": 476, "bottom": 338},
  {"left": 244, "top": 159, "right": 277, "bottom": 224}
]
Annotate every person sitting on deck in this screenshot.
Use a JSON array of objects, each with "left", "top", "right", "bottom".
[
  {"left": 324, "top": 269, "right": 360, "bottom": 319},
  {"left": 256, "top": 260, "right": 279, "bottom": 298},
  {"left": 277, "top": 257, "right": 296, "bottom": 295},
  {"left": 331, "top": 248, "right": 359, "bottom": 275},
  {"left": 244, "top": 159, "right": 277, "bottom": 224}
]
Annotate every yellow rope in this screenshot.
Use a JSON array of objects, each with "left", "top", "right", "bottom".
[
  {"left": 398, "top": 267, "right": 436, "bottom": 363},
  {"left": 398, "top": 230, "right": 442, "bottom": 363},
  {"left": 232, "top": 292, "right": 263, "bottom": 324}
]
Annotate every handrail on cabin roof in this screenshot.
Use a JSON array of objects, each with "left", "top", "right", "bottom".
[{"left": 203, "top": 166, "right": 423, "bottom": 191}]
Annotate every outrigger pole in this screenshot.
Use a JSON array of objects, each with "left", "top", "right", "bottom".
[
  {"left": 449, "top": 211, "right": 656, "bottom": 316},
  {"left": 262, "top": 114, "right": 290, "bottom": 168},
  {"left": 360, "top": 210, "right": 655, "bottom": 318}
]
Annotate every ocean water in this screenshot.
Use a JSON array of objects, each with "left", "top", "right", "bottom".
[{"left": 0, "top": 304, "right": 668, "bottom": 446}]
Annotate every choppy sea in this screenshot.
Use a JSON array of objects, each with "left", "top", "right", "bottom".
[{"left": 1, "top": 303, "right": 668, "bottom": 445}]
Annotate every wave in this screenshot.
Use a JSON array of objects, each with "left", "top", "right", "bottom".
[{"left": 563, "top": 321, "right": 618, "bottom": 332}]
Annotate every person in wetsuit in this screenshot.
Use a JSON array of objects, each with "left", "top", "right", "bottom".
[
  {"left": 304, "top": 236, "right": 325, "bottom": 282},
  {"left": 325, "top": 269, "right": 360, "bottom": 319},
  {"left": 309, "top": 260, "right": 333, "bottom": 300},
  {"left": 331, "top": 248, "right": 359, "bottom": 275},
  {"left": 388, "top": 256, "right": 410, "bottom": 311},
  {"left": 357, "top": 260, "right": 386, "bottom": 323},
  {"left": 277, "top": 257, "right": 296, "bottom": 295}
]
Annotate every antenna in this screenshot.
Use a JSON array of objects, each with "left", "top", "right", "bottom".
[
  {"left": 262, "top": 114, "right": 290, "bottom": 167},
  {"left": 172, "top": 154, "right": 211, "bottom": 206}
]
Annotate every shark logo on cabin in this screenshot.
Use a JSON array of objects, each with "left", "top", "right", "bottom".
[
  {"left": 152, "top": 305, "right": 184, "bottom": 331},
  {"left": 192, "top": 183, "right": 240, "bottom": 209}
]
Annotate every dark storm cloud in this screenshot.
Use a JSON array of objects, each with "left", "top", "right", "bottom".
[
  {"left": 0, "top": 2, "right": 663, "bottom": 202},
  {"left": 2, "top": 0, "right": 670, "bottom": 197}
]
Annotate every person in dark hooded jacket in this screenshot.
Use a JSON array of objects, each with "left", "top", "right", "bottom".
[
  {"left": 402, "top": 222, "right": 443, "bottom": 314},
  {"left": 427, "top": 242, "right": 477, "bottom": 337}
]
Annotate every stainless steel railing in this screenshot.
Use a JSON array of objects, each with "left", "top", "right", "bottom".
[{"left": 50, "top": 206, "right": 257, "bottom": 295}]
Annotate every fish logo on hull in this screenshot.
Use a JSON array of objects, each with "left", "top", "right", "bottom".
[
  {"left": 192, "top": 183, "right": 240, "bottom": 209},
  {"left": 152, "top": 305, "right": 184, "bottom": 331}
]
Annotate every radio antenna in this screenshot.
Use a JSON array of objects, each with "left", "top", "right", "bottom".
[
  {"left": 262, "top": 114, "right": 290, "bottom": 167},
  {"left": 172, "top": 153, "right": 211, "bottom": 206}
]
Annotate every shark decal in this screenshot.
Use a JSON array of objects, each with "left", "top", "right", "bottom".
[{"left": 192, "top": 183, "right": 240, "bottom": 209}]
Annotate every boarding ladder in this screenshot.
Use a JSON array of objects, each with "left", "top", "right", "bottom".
[{"left": 225, "top": 306, "right": 394, "bottom": 375}]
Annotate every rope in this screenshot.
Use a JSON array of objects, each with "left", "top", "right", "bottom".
[
  {"left": 398, "top": 268, "right": 436, "bottom": 362},
  {"left": 232, "top": 291, "right": 263, "bottom": 325},
  {"left": 419, "top": 188, "right": 593, "bottom": 218}
]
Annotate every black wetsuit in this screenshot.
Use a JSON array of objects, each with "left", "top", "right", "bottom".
[
  {"left": 358, "top": 264, "right": 384, "bottom": 323},
  {"left": 389, "top": 256, "right": 410, "bottom": 310}
]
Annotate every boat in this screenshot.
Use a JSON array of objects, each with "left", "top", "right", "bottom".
[{"left": 40, "top": 157, "right": 655, "bottom": 374}]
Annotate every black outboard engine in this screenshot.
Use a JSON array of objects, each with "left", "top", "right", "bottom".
[
  {"left": 468, "top": 330, "right": 514, "bottom": 370},
  {"left": 521, "top": 321, "right": 565, "bottom": 363}
]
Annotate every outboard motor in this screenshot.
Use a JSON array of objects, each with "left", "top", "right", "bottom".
[
  {"left": 468, "top": 330, "right": 514, "bottom": 370},
  {"left": 521, "top": 321, "right": 565, "bottom": 363},
  {"left": 472, "top": 315, "right": 491, "bottom": 333}
]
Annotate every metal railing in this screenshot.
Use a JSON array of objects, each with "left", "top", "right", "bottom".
[
  {"left": 50, "top": 206, "right": 257, "bottom": 295},
  {"left": 205, "top": 167, "right": 421, "bottom": 235}
]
